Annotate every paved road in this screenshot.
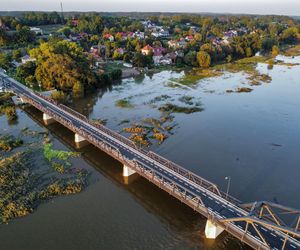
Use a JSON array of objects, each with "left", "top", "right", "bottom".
[{"left": 2, "top": 74, "right": 299, "bottom": 250}]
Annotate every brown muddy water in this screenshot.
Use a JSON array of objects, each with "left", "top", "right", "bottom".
[{"left": 0, "top": 55, "right": 299, "bottom": 250}]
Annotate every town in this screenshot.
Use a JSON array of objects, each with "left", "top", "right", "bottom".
[{"left": 0, "top": 12, "right": 299, "bottom": 98}]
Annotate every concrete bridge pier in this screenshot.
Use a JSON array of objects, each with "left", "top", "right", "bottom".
[
  {"left": 74, "top": 133, "right": 89, "bottom": 148},
  {"left": 43, "top": 113, "right": 55, "bottom": 125},
  {"left": 205, "top": 220, "right": 224, "bottom": 239},
  {"left": 123, "top": 165, "right": 137, "bottom": 184},
  {"left": 19, "top": 97, "right": 27, "bottom": 104}
]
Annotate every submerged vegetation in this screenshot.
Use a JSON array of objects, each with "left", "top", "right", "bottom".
[
  {"left": 0, "top": 135, "right": 23, "bottom": 152},
  {"left": 159, "top": 103, "right": 203, "bottom": 114},
  {"left": 0, "top": 130, "right": 88, "bottom": 224},
  {"left": 284, "top": 45, "right": 300, "bottom": 57},
  {"left": 43, "top": 142, "right": 80, "bottom": 173},
  {"left": 115, "top": 98, "right": 134, "bottom": 108},
  {"left": 92, "top": 118, "right": 107, "bottom": 126},
  {"left": 0, "top": 93, "right": 17, "bottom": 122}
]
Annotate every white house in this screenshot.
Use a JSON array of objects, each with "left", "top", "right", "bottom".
[
  {"left": 21, "top": 55, "right": 36, "bottom": 64},
  {"left": 30, "top": 27, "right": 43, "bottom": 35}
]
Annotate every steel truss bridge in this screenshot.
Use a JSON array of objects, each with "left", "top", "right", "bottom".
[{"left": 1, "top": 72, "right": 299, "bottom": 250}]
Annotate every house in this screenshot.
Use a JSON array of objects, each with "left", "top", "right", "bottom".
[
  {"left": 168, "top": 40, "right": 178, "bottom": 49},
  {"left": 153, "top": 47, "right": 166, "bottom": 56},
  {"left": 0, "top": 19, "right": 9, "bottom": 30},
  {"left": 141, "top": 45, "right": 153, "bottom": 55},
  {"left": 159, "top": 29, "right": 170, "bottom": 37},
  {"left": 153, "top": 47, "right": 166, "bottom": 65},
  {"left": 134, "top": 31, "right": 145, "bottom": 39},
  {"left": 185, "top": 35, "right": 194, "bottom": 42},
  {"left": 103, "top": 34, "right": 114, "bottom": 42},
  {"left": 30, "top": 27, "right": 43, "bottom": 35},
  {"left": 71, "top": 19, "right": 79, "bottom": 27},
  {"left": 211, "top": 38, "right": 222, "bottom": 46},
  {"left": 159, "top": 56, "right": 172, "bottom": 65},
  {"left": 90, "top": 45, "right": 99, "bottom": 57},
  {"left": 168, "top": 38, "right": 186, "bottom": 49},
  {"left": 221, "top": 38, "right": 230, "bottom": 45},
  {"left": 151, "top": 29, "right": 169, "bottom": 38},
  {"left": 157, "top": 52, "right": 177, "bottom": 65},
  {"left": 142, "top": 20, "right": 156, "bottom": 30},
  {"left": 21, "top": 55, "right": 36, "bottom": 64},
  {"left": 115, "top": 48, "right": 124, "bottom": 55},
  {"left": 116, "top": 32, "right": 127, "bottom": 41},
  {"left": 223, "top": 30, "right": 238, "bottom": 40},
  {"left": 69, "top": 34, "right": 81, "bottom": 42}
]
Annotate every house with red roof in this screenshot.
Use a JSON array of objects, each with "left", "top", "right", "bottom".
[
  {"left": 141, "top": 45, "right": 153, "bottom": 55},
  {"left": 185, "top": 35, "right": 194, "bottom": 42},
  {"left": 103, "top": 34, "right": 114, "bottom": 42}
]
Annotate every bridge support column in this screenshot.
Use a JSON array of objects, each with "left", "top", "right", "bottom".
[
  {"left": 18, "top": 96, "right": 28, "bottom": 104},
  {"left": 123, "top": 165, "right": 138, "bottom": 184},
  {"left": 205, "top": 220, "right": 224, "bottom": 239},
  {"left": 43, "top": 113, "right": 55, "bottom": 125},
  {"left": 75, "top": 133, "right": 89, "bottom": 148},
  {"left": 123, "top": 165, "right": 136, "bottom": 177}
]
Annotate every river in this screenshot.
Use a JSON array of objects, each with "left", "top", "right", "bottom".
[{"left": 0, "top": 55, "right": 299, "bottom": 249}]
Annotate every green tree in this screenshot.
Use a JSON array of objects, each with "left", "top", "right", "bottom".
[
  {"left": 72, "top": 81, "right": 84, "bottom": 98},
  {"left": 30, "top": 40, "right": 96, "bottom": 93},
  {"left": 112, "top": 50, "right": 123, "bottom": 60},
  {"left": 262, "top": 37, "right": 278, "bottom": 51},
  {"left": 110, "top": 69, "right": 122, "bottom": 80},
  {"left": 245, "top": 47, "right": 252, "bottom": 57},
  {"left": 281, "top": 27, "right": 298, "bottom": 43},
  {"left": 197, "top": 51, "right": 211, "bottom": 68},
  {"left": 0, "top": 53, "right": 12, "bottom": 70},
  {"left": 271, "top": 45, "right": 280, "bottom": 57},
  {"left": 12, "top": 49, "right": 22, "bottom": 62},
  {"left": 183, "top": 51, "right": 197, "bottom": 67},
  {"left": 16, "top": 61, "right": 36, "bottom": 83}
]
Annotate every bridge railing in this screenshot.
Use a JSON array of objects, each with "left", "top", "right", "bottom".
[
  {"left": 33, "top": 89, "right": 139, "bottom": 150},
  {"left": 59, "top": 104, "right": 89, "bottom": 122},
  {"left": 88, "top": 121, "right": 138, "bottom": 149},
  {"left": 146, "top": 151, "right": 241, "bottom": 205},
  {"left": 22, "top": 85, "right": 242, "bottom": 205},
  {"left": 34, "top": 89, "right": 241, "bottom": 205}
]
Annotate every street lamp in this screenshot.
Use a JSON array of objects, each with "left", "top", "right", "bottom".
[{"left": 225, "top": 176, "right": 231, "bottom": 199}]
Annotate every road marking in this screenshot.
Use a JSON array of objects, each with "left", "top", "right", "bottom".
[
  {"left": 271, "top": 233, "right": 277, "bottom": 237},
  {"left": 261, "top": 227, "right": 267, "bottom": 232},
  {"left": 290, "top": 245, "right": 296, "bottom": 249},
  {"left": 255, "top": 236, "right": 261, "bottom": 241},
  {"left": 229, "top": 208, "right": 235, "bottom": 213}
]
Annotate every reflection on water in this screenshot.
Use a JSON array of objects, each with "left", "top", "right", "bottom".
[{"left": 0, "top": 55, "right": 299, "bottom": 249}]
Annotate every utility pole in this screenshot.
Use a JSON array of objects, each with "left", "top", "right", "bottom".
[
  {"left": 225, "top": 176, "right": 231, "bottom": 199},
  {"left": 60, "top": 2, "right": 64, "bottom": 24}
]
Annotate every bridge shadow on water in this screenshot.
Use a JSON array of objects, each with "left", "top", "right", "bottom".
[{"left": 23, "top": 105, "right": 249, "bottom": 250}]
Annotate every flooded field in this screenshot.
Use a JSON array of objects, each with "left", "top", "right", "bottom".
[{"left": 0, "top": 54, "right": 299, "bottom": 249}]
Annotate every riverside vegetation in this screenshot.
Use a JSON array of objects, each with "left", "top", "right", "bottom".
[
  {"left": 0, "top": 125, "right": 89, "bottom": 224},
  {"left": 0, "top": 93, "right": 17, "bottom": 122}
]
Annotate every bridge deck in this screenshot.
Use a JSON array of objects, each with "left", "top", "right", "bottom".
[{"left": 1, "top": 72, "right": 299, "bottom": 250}]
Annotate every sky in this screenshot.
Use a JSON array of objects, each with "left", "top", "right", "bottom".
[{"left": 0, "top": 0, "right": 300, "bottom": 16}]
